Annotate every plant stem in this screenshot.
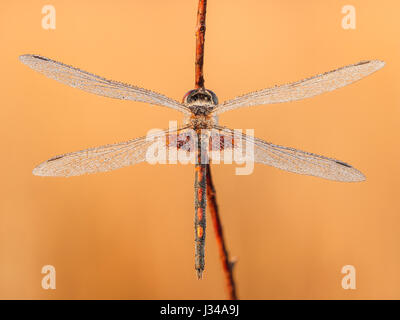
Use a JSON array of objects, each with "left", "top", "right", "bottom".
[
  {"left": 206, "top": 164, "right": 238, "bottom": 300},
  {"left": 194, "top": 0, "right": 238, "bottom": 300},
  {"left": 195, "top": 0, "right": 207, "bottom": 89}
]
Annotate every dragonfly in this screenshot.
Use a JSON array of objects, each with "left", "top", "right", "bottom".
[{"left": 20, "top": 54, "right": 384, "bottom": 278}]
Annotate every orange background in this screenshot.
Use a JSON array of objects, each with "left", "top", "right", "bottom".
[{"left": 1, "top": 0, "right": 399, "bottom": 299}]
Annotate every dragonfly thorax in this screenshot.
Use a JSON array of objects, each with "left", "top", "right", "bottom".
[
  {"left": 186, "top": 114, "right": 216, "bottom": 129},
  {"left": 182, "top": 89, "right": 219, "bottom": 129}
]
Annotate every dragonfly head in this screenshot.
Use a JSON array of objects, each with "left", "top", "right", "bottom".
[{"left": 183, "top": 88, "right": 218, "bottom": 116}]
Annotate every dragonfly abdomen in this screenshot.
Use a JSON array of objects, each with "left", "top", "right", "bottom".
[{"left": 194, "top": 137, "right": 207, "bottom": 279}]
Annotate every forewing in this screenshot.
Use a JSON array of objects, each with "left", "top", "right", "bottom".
[
  {"left": 214, "top": 126, "right": 365, "bottom": 182},
  {"left": 33, "top": 127, "right": 190, "bottom": 177},
  {"left": 214, "top": 60, "right": 385, "bottom": 115},
  {"left": 19, "top": 54, "right": 189, "bottom": 113}
]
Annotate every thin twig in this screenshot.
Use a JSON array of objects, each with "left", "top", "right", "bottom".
[
  {"left": 195, "top": 0, "right": 207, "bottom": 89},
  {"left": 194, "top": 0, "right": 238, "bottom": 300},
  {"left": 206, "top": 164, "right": 238, "bottom": 300}
]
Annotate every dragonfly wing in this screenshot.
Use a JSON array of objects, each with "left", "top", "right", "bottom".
[
  {"left": 19, "top": 54, "right": 190, "bottom": 114},
  {"left": 213, "top": 126, "right": 365, "bottom": 182},
  {"left": 214, "top": 60, "right": 385, "bottom": 115},
  {"left": 33, "top": 126, "right": 190, "bottom": 177}
]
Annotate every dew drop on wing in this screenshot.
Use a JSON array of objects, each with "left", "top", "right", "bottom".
[{"left": 335, "top": 160, "right": 352, "bottom": 168}]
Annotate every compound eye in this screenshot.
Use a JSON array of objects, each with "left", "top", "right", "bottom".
[
  {"left": 205, "top": 89, "right": 218, "bottom": 105},
  {"left": 182, "top": 89, "right": 197, "bottom": 103}
]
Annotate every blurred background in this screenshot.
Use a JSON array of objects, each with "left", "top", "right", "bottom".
[{"left": 0, "top": 0, "right": 399, "bottom": 299}]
